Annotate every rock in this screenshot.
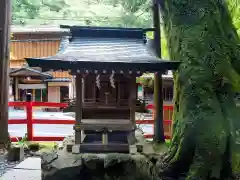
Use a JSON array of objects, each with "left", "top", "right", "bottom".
[
  {"left": 41, "top": 131, "right": 165, "bottom": 180},
  {"left": 135, "top": 128, "right": 145, "bottom": 144},
  {"left": 130, "top": 145, "right": 137, "bottom": 154},
  {"left": 134, "top": 129, "right": 155, "bottom": 154},
  {"left": 62, "top": 135, "right": 75, "bottom": 145},
  {"left": 58, "top": 135, "right": 75, "bottom": 151},
  {"left": 7, "top": 145, "right": 24, "bottom": 162},
  {"left": 42, "top": 152, "right": 58, "bottom": 168},
  {"left": 28, "top": 151, "right": 43, "bottom": 157},
  {"left": 41, "top": 150, "right": 159, "bottom": 180}
]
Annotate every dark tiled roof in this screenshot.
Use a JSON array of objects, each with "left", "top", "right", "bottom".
[
  {"left": 9, "top": 66, "right": 52, "bottom": 78},
  {"left": 57, "top": 36, "right": 70, "bottom": 53},
  {"left": 26, "top": 26, "right": 180, "bottom": 73},
  {"left": 50, "top": 37, "right": 159, "bottom": 62}
]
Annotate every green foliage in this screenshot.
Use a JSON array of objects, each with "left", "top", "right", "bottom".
[
  {"left": 12, "top": 0, "right": 68, "bottom": 25},
  {"left": 165, "top": 139, "right": 171, "bottom": 148},
  {"left": 228, "top": 0, "right": 240, "bottom": 35},
  {"left": 112, "top": 0, "right": 150, "bottom": 13},
  {"left": 42, "top": 0, "right": 68, "bottom": 12},
  {"left": 146, "top": 30, "right": 169, "bottom": 59},
  {"left": 137, "top": 76, "right": 154, "bottom": 87},
  {"left": 15, "top": 133, "right": 28, "bottom": 145},
  {"left": 11, "top": 0, "right": 152, "bottom": 28},
  {"left": 12, "top": 0, "right": 41, "bottom": 22},
  {"left": 28, "top": 143, "right": 40, "bottom": 152}
]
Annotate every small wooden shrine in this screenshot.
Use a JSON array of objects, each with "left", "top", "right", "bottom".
[{"left": 26, "top": 25, "right": 180, "bottom": 153}]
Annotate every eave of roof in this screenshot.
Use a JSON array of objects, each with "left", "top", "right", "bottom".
[
  {"left": 44, "top": 78, "right": 71, "bottom": 82},
  {"left": 9, "top": 66, "right": 53, "bottom": 78},
  {"left": 26, "top": 58, "right": 180, "bottom": 74},
  {"left": 11, "top": 25, "right": 68, "bottom": 33}
]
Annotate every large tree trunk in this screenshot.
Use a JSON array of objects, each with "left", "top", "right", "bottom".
[
  {"left": 0, "top": 0, "right": 11, "bottom": 148},
  {"left": 159, "top": 0, "right": 240, "bottom": 179}
]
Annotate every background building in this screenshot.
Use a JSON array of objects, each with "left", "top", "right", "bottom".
[{"left": 9, "top": 26, "right": 72, "bottom": 103}]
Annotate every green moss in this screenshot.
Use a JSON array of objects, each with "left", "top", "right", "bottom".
[
  {"left": 159, "top": 0, "right": 240, "bottom": 179},
  {"left": 12, "top": 141, "right": 58, "bottom": 151},
  {"left": 152, "top": 142, "right": 168, "bottom": 153},
  {"left": 38, "top": 142, "right": 58, "bottom": 151},
  {"left": 233, "top": 153, "right": 240, "bottom": 173}
]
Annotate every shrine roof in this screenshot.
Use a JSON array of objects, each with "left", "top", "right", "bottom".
[
  {"left": 9, "top": 66, "right": 52, "bottom": 78},
  {"left": 26, "top": 25, "right": 180, "bottom": 73}
]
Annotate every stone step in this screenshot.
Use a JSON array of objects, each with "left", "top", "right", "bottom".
[
  {"left": 14, "top": 157, "right": 41, "bottom": 170},
  {"left": 1, "top": 169, "right": 41, "bottom": 180},
  {"left": 1, "top": 157, "right": 41, "bottom": 180}
]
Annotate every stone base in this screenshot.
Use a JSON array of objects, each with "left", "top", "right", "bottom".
[
  {"left": 41, "top": 130, "right": 166, "bottom": 180},
  {"left": 41, "top": 152, "right": 161, "bottom": 180},
  {"left": 7, "top": 146, "right": 24, "bottom": 162}
]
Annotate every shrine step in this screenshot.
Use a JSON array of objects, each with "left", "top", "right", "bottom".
[
  {"left": 78, "top": 119, "right": 133, "bottom": 131},
  {"left": 83, "top": 132, "right": 129, "bottom": 144},
  {"left": 79, "top": 143, "right": 129, "bottom": 153}
]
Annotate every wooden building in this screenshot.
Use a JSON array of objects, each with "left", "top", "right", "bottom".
[
  {"left": 138, "top": 72, "right": 174, "bottom": 105},
  {"left": 9, "top": 27, "right": 72, "bottom": 102},
  {"left": 26, "top": 26, "right": 180, "bottom": 153}
]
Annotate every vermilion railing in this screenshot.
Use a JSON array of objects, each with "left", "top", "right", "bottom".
[{"left": 8, "top": 101, "right": 173, "bottom": 142}]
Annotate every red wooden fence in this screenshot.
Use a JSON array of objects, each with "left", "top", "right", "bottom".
[{"left": 8, "top": 101, "right": 173, "bottom": 142}]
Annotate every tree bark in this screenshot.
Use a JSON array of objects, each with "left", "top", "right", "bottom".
[
  {"left": 0, "top": 0, "right": 11, "bottom": 148},
  {"left": 159, "top": 0, "right": 240, "bottom": 179}
]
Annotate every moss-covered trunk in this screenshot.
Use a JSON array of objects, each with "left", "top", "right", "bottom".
[{"left": 159, "top": 0, "right": 240, "bottom": 179}]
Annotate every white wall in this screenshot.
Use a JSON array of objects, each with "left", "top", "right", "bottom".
[{"left": 48, "top": 86, "right": 60, "bottom": 103}]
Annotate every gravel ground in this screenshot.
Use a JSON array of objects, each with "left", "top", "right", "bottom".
[
  {"left": 0, "top": 159, "right": 21, "bottom": 177},
  {"left": 0, "top": 149, "right": 33, "bottom": 177}
]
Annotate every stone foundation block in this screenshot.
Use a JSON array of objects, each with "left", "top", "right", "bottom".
[{"left": 7, "top": 146, "right": 24, "bottom": 162}]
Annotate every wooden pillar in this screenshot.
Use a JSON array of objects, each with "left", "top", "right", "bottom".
[
  {"left": 0, "top": 0, "right": 11, "bottom": 147},
  {"left": 40, "top": 89, "right": 42, "bottom": 102},
  {"left": 14, "top": 77, "right": 19, "bottom": 101},
  {"left": 92, "top": 79, "right": 96, "bottom": 102},
  {"left": 153, "top": 0, "right": 161, "bottom": 58},
  {"left": 130, "top": 76, "right": 136, "bottom": 126},
  {"left": 32, "top": 89, "right": 35, "bottom": 101},
  {"left": 153, "top": 72, "right": 165, "bottom": 142},
  {"left": 118, "top": 80, "right": 121, "bottom": 104},
  {"left": 75, "top": 73, "right": 83, "bottom": 144},
  {"left": 152, "top": 0, "right": 165, "bottom": 142},
  {"left": 46, "top": 82, "right": 49, "bottom": 102}
]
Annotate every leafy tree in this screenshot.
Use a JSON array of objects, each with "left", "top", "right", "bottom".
[
  {"left": 159, "top": 0, "right": 240, "bottom": 179},
  {"left": 12, "top": 0, "right": 67, "bottom": 25},
  {"left": 228, "top": 0, "right": 240, "bottom": 35},
  {"left": 11, "top": 0, "right": 152, "bottom": 28},
  {"left": 12, "top": 0, "right": 41, "bottom": 19},
  {"left": 41, "top": 0, "right": 68, "bottom": 12}
]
